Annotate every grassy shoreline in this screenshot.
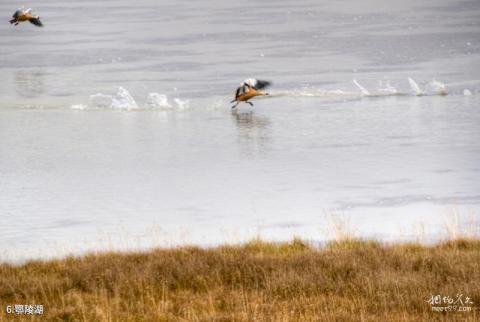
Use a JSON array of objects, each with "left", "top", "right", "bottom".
[{"left": 1, "top": 239, "right": 479, "bottom": 321}]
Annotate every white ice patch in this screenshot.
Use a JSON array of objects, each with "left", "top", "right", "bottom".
[{"left": 463, "top": 89, "right": 472, "bottom": 96}]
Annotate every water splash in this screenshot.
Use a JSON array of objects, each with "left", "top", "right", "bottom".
[
  {"left": 407, "top": 77, "right": 425, "bottom": 96},
  {"left": 173, "top": 98, "right": 190, "bottom": 110},
  {"left": 275, "top": 78, "right": 449, "bottom": 100},
  {"left": 70, "top": 78, "right": 454, "bottom": 111},
  {"left": 425, "top": 80, "right": 447, "bottom": 96},
  {"left": 70, "top": 104, "right": 87, "bottom": 110},
  {"left": 463, "top": 89, "right": 472, "bottom": 96},
  {"left": 112, "top": 87, "right": 138, "bottom": 109},
  {"left": 89, "top": 87, "right": 138, "bottom": 110},
  {"left": 146, "top": 93, "right": 172, "bottom": 109},
  {"left": 80, "top": 87, "right": 191, "bottom": 110},
  {"left": 378, "top": 80, "right": 397, "bottom": 94},
  {"left": 270, "top": 89, "right": 358, "bottom": 100},
  {"left": 353, "top": 79, "right": 370, "bottom": 96}
]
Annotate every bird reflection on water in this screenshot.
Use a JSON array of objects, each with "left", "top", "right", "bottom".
[{"left": 231, "top": 109, "right": 272, "bottom": 157}]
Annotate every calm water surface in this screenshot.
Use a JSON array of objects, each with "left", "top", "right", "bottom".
[{"left": 0, "top": 0, "right": 479, "bottom": 261}]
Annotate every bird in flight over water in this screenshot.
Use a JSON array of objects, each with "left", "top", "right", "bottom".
[
  {"left": 10, "top": 7, "right": 43, "bottom": 27},
  {"left": 231, "top": 79, "right": 271, "bottom": 108}
]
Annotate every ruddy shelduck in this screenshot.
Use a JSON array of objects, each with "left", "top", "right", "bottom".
[
  {"left": 10, "top": 7, "right": 43, "bottom": 27},
  {"left": 231, "top": 79, "right": 271, "bottom": 108}
]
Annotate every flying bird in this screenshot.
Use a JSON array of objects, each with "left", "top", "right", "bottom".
[
  {"left": 231, "top": 78, "right": 271, "bottom": 108},
  {"left": 10, "top": 7, "right": 43, "bottom": 27}
]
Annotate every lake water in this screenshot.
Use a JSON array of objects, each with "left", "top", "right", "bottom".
[{"left": 0, "top": 0, "right": 479, "bottom": 262}]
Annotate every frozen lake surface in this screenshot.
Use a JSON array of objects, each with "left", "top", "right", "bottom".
[{"left": 0, "top": 0, "right": 479, "bottom": 261}]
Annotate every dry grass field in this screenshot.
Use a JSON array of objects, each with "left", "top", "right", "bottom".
[{"left": 0, "top": 238, "right": 479, "bottom": 321}]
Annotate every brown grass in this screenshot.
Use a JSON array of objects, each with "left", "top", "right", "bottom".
[{"left": 0, "top": 238, "right": 479, "bottom": 321}]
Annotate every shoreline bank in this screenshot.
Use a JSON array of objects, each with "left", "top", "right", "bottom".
[{"left": 1, "top": 238, "right": 479, "bottom": 321}]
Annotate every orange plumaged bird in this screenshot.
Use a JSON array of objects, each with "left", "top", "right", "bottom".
[
  {"left": 10, "top": 8, "right": 43, "bottom": 27},
  {"left": 231, "top": 79, "right": 271, "bottom": 108}
]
